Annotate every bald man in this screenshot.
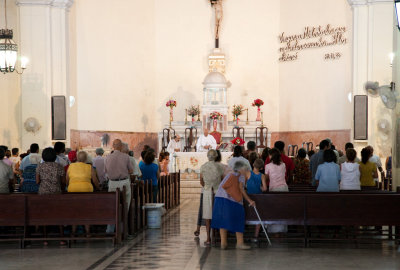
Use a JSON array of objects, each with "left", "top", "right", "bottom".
[
  {"left": 105, "top": 139, "right": 133, "bottom": 233},
  {"left": 196, "top": 128, "right": 217, "bottom": 152}
]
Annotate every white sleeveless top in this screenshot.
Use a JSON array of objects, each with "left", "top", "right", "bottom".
[{"left": 340, "top": 162, "right": 361, "bottom": 190}]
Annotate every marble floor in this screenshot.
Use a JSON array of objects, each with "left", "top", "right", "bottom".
[{"left": 0, "top": 199, "right": 400, "bottom": 270}]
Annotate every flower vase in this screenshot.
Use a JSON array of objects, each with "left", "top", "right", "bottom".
[
  {"left": 213, "top": 119, "right": 218, "bottom": 131},
  {"left": 256, "top": 107, "right": 261, "bottom": 121},
  {"left": 191, "top": 116, "right": 195, "bottom": 126},
  {"left": 236, "top": 117, "right": 239, "bottom": 127},
  {"left": 170, "top": 108, "right": 174, "bottom": 122}
]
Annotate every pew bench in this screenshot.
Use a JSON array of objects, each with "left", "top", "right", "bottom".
[
  {"left": 0, "top": 195, "right": 26, "bottom": 247},
  {"left": 0, "top": 190, "right": 123, "bottom": 248},
  {"left": 244, "top": 192, "right": 400, "bottom": 246}
]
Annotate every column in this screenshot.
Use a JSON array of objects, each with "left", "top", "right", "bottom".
[
  {"left": 392, "top": 15, "right": 400, "bottom": 191},
  {"left": 347, "top": 0, "right": 394, "bottom": 167},
  {"left": 16, "top": 0, "right": 73, "bottom": 150}
]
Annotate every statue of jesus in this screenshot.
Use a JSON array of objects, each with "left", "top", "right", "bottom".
[{"left": 211, "top": 0, "right": 223, "bottom": 42}]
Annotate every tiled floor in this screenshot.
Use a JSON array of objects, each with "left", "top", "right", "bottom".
[{"left": 1, "top": 199, "right": 400, "bottom": 270}]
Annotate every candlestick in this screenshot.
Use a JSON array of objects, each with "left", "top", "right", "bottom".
[
  {"left": 197, "top": 105, "right": 201, "bottom": 122},
  {"left": 261, "top": 112, "right": 264, "bottom": 127},
  {"left": 246, "top": 109, "right": 249, "bottom": 125},
  {"left": 185, "top": 109, "right": 188, "bottom": 125}
]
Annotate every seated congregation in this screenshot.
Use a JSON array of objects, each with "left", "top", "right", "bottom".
[
  {"left": 0, "top": 140, "right": 179, "bottom": 247},
  {"left": 193, "top": 139, "right": 396, "bottom": 249}
]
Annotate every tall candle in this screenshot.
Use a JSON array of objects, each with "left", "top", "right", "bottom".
[
  {"left": 261, "top": 112, "right": 264, "bottom": 126},
  {"left": 197, "top": 105, "right": 201, "bottom": 121}
]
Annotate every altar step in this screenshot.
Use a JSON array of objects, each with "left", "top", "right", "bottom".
[{"left": 180, "top": 176, "right": 202, "bottom": 200}]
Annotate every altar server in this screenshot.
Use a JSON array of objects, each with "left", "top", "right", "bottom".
[
  {"left": 196, "top": 128, "right": 217, "bottom": 152},
  {"left": 167, "top": 135, "right": 183, "bottom": 154}
]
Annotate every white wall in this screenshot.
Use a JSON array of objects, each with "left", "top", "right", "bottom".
[
  {"left": 153, "top": 0, "right": 280, "bottom": 132},
  {"left": 279, "top": 0, "right": 353, "bottom": 132},
  {"left": 71, "top": 0, "right": 156, "bottom": 132},
  {"left": 71, "top": 0, "right": 357, "bottom": 134},
  {"left": 71, "top": 0, "right": 281, "bottom": 133},
  {"left": 0, "top": 2, "right": 21, "bottom": 148}
]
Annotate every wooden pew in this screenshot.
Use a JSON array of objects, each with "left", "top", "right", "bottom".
[
  {"left": 288, "top": 184, "right": 316, "bottom": 192},
  {"left": 244, "top": 192, "right": 400, "bottom": 246},
  {"left": 127, "top": 173, "right": 181, "bottom": 235},
  {"left": 0, "top": 195, "right": 26, "bottom": 247},
  {"left": 23, "top": 190, "right": 122, "bottom": 246},
  {"left": 306, "top": 193, "right": 400, "bottom": 226},
  {"left": 1, "top": 180, "right": 177, "bottom": 248}
]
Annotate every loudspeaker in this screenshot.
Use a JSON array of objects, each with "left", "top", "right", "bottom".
[
  {"left": 354, "top": 95, "right": 368, "bottom": 140},
  {"left": 51, "top": 96, "right": 66, "bottom": 140}
]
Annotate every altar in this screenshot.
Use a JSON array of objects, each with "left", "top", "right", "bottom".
[{"left": 173, "top": 151, "right": 233, "bottom": 173}]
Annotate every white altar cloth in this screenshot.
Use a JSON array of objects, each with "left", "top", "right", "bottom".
[{"left": 173, "top": 152, "right": 233, "bottom": 173}]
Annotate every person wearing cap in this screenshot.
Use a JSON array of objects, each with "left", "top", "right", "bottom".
[
  {"left": 92, "top": 147, "right": 107, "bottom": 189},
  {"left": 68, "top": 151, "right": 77, "bottom": 163}
]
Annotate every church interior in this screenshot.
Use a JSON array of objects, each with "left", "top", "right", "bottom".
[{"left": 1, "top": 0, "right": 400, "bottom": 269}]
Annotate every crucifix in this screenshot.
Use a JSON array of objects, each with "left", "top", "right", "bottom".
[{"left": 210, "top": 0, "right": 223, "bottom": 48}]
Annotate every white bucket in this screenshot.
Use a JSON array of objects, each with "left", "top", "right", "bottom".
[{"left": 143, "top": 203, "right": 165, "bottom": 229}]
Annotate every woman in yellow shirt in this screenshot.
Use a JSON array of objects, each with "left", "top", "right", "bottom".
[
  {"left": 359, "top": 148, "right": 378, "bottom": 187},
  {"left": 67, "top": 151, "right": 100, "bottom": 237},
  {"left": 67, "top": 151, "right": 99, "bottom": 192}
]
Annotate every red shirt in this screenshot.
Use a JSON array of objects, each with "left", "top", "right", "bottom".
[{"left": 265, "top": 154, "right": 295, "bottom": 181}]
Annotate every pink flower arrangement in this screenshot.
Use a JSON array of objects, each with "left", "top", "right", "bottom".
[
  {"left": 209, "top": 111, "right": 223, "bottom": 120},
  {"left": 231, "top": 137, "right": 245, "bottom": 146},
  {"left": 166, "top": 100, "right": 177, "bottom": 108},
  {"left": 187, "top": 105, "right": 200, "bottom": 117},
  {"left": 252, "top": 99, "right": 264, "bottom": 107}
]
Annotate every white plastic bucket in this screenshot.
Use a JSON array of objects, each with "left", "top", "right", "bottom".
[{"left": 143, "top": 203, "right": 165, "bottom": 229}]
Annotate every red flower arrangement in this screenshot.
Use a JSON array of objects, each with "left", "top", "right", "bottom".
[
  {"left": 166, "top": 100, "right": 177, "bottom": 108},
  {"left": 252, "top": 99, "right": 264, "bottom": 107},
  {"left": 209, "top": 111, "right": 223, "bottom": 120},
  {"left": 231, "top": 137, "right": 245, "bottom": 146}
]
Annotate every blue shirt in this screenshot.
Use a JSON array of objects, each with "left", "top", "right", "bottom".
[
  {"left": 246, "top": 171, "right": 262, "bottom": 194},
  {"left": 315, "top": 162, "right": 341, "bottom": 192},
  {"left": 20, "top": 153, "right": 41, "bottom": 171},
  {"left": 139, "top": 162, "right": 159, "bottom": 186}
]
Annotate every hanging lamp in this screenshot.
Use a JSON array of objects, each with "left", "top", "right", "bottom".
[{"left": 0, "top": 0, "right": 28, "bottom": 74}]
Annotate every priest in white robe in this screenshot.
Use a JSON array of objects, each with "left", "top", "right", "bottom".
[
  {"left": 167, "top": 135, "right": 182, "bottom": 173},
  {"left": 196, "top": 128, "right": 217, "bottom": 152}
]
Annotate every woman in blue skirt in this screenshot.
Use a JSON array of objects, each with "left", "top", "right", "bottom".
[{"left": 211, "top": 160, "right": 255, "bottom": 250}]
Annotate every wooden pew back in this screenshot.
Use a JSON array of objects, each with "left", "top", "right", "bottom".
[
  {"left": 245, "top": 192, "right": 400, "bottom": 227},
  {"left": 0, "top": 195, "right": 26, "bottom": 226},
  {"left": 25, "top": 192, "right": 119, "bottom": 226}
]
